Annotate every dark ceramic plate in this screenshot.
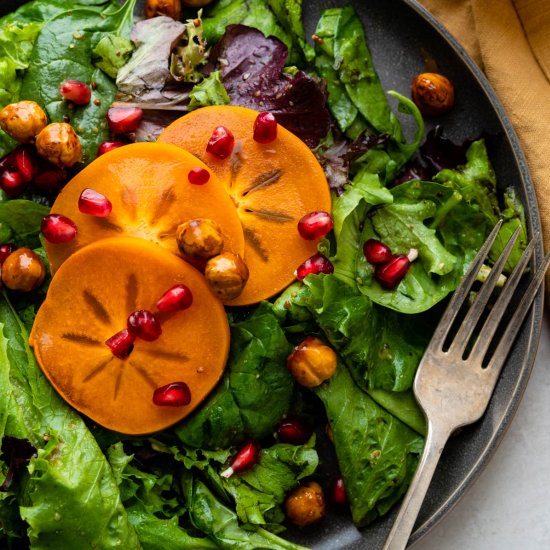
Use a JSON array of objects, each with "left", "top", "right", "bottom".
[{"left": 1, "top": 0, "right": 544, "bottom": 548}]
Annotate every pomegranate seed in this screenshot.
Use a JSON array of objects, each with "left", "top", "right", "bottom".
[
  {"left": 329, "top": 476, "right": 348, "bottom": 507},
  {"left": 153, "top": 382, "right": 191, "bottom": 407},
  {"left": 206, "top": 126, "right": 234, "bottom": 159},
  {"left": 363, "top": 239, "right": 393, "bottom": 265},
  {"left": 298, "top": 211, "right": 334, "bottom": 240},
  {"left": 12, "top": 146, "right": 38, "bottom": 183},
  {"left": 221, "top": 441, "right": 260, "bottom": 478},
  {"left": 295, "top": 253, "right": 334, "bottom": 281},
  {"left": 0, "top": 244, "right": 15, "bottom": 265},
  {"left": 78, "top": 188, "right": 112, "bottom": 217},
  {"left": 34, "top": 167, "right": 67, "bottom": 193},
  {"left": 276, "top": 418, "right": 312, "bottom": 445},
  {"left": 127, "top": 310, "right": 162, "bottom": 341},
  {"left": 106, "top": 107, "right": 143, "bottom": 134},
  {"left": 188, "top": 167, "right": 210, "bottom": 185},
  {"left": 1, "top": 170, "right": 27, "bottom": 197},
  {"left": 59, "top": 80, "right": 92, "bottom": 105},
  {"left": 253, "top": 111, "right": 278, "bottom": 143},
  {"left": 375, "top": 249, "right": 418, "bottom": 289},
  {"left": 156, "top": 284, "right": 193, "bottom": 313},
  {"left": 105, "top": 329, "right": 135, "bottom": 359},
  {"left": 97, "top": 140, "right": 125, "bottom": 157},
  {"left": 41, "top": 214, "right": 77, "bottom": 243}
]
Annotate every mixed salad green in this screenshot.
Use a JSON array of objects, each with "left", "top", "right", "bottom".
[{"left": 0, "top": 0, "right": 528, "bottom": 548}]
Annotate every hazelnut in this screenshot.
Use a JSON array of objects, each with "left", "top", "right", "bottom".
[
  {"left": 36, "top": 123, "right": 82, "bottom": 167},
  {"left": 284, "top": 481, "right": 326, "bottom": 528},
  {"left": 205, "top": 252, "right": 249, "bottom": 301},
  {"left": 176, "top": 218, "right": 224, "bottom": 260},
  {"left": 2, "top": 248, "right": 46, "bottom": 292},
  {"left": 144, "top": 0, "right": 182, "bottom": 19},
  {"left": 411, "top": 72, "right": 455, "bottom": 116},
  {"left": 286, "top": 336, "right": 337, "bottom": 388},
  {"left": 0, "top": 101, "right": 48, "bottom": 143}
]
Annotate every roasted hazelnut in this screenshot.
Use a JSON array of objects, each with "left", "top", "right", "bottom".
[
  {"left": 36, "top": 123, "right": 82, "bottom": 167},
  {"left": 287, "top": 336, "right": 337, "bottom": 388},
  {"left": 176, "top": 218, "right": 224, "bottom": 260},
  {"left": 284, "top": 481, "right": 326, "bottom": 528},
  {"left": 0, "top": 101, "right": 48, "bottom": 143},
  {"left": 2, "top": 248, "right": 46, "bottom": 292},
  {"left": 411, "top": 72, "right": 455, "bottom": 116},
  {"left": 144, "top": 0, "right": 182, "bottom": 19},
  {"left": 205, "top": 252, "right": 249, "bottom": 301}
]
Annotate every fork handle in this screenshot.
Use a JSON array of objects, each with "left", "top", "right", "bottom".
[{"left": 382, "top": 423, "right": 451, "bottom": 550}]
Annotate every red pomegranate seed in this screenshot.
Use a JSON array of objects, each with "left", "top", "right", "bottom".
[
  {"left": 206, "top": 126, "right": 234, "bottom": 159},
  {"left": 12, "top": 146, "right": 38, "bottom": 183},
  {"left": 97, "top": 140, "right": 125, "bottom": 157},
  {"left": 0, "top": 244, "right": 15, "bottom": 266},
  {"left": 298, "top": 211, "right": 334, "bottom": 240},
  {"left": 188, "top": 167, "right": 210, "bottom": 185},
  {"left": 34, "top": 166, "right": 67, "bottom": 193},
  {"left": 127, "top": 310, "right": 162, "bottom": 341},
  {"left": 106, "top": 107, "right": 143, "bottom": 134},
  {"left": 363, "top": 239, "right": 393, "bottom": 265},
  {"left": 152, "top": 382, "right": 191, "bottom": 407},
  {"left": 276, "top": 418, "right": 312, "bottom": 445},
  {"left": 105, "top": 329, "right": 135, "bottom": 359},
  {"left": 295, "top": 253, "right": 334, "bottom": 281},
  {"left": 78, "top": 188, "right": 112, "bottom": 217},
  {"left": 221, "top": 441, "right": 260, "bottom": 478},
  {"left": 59, "top": 80, "right": 92, "bottom": 105},
  {"left": 253, "top": 111, "right": 278, "bottom": 144},
  {"left": 156, "top": 284, "right": 193, "bottom": 313},
  {"left": 329, "top": 476, "right": 348, "bottom": 507},
  {"left": 1, "top": 170, "right": 27, "bottom": 197},
  {"left": 375, "top": 249, "right": 418, "bottom": 289},
  {"left": 41, "top": 214, "right": 77, "bottom": 243}
]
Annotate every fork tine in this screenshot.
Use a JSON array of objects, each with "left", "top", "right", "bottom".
[
  {"left": 468, "top": 237, "right": 535, "bottom": 364},
  {"left": 427, "top": 220, "right": 503, "bottom": 351},
  {"left": 448, "top": 225, "right": 522, "bottom": 356},
  {"left": 483, "top": 249, "right": 550, "bottom": 382}
]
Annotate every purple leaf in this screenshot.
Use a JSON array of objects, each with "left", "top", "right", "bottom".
[{"left": 209, "top": 25, "right": 330, "bottom": 147}]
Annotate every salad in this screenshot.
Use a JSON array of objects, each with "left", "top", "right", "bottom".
[{"left": 0, "top": 0, "right": 529, "bottom": 549}]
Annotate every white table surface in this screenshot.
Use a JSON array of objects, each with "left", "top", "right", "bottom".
[{"left": 416, "top": 312, "right": 550, "bottom": 549}]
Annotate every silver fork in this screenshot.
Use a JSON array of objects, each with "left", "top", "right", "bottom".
[{"left": 382, "top": 220, "right": 550, "bottom": 550}]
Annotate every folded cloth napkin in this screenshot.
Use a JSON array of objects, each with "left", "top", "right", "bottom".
[{"left": 419, "top": 0, "right": 550, "bottom": 297}]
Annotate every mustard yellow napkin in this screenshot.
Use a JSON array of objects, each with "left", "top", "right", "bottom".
[{"left": 419, "top": 0, "right": 550, "bottom": 296}]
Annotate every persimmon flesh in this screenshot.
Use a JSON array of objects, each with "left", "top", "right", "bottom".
[
  {"left": 158, "top": 106, "right": 332, "bottom": 305},
  {"left": 29, "top": 237, "right": 230, "bottom": 435},
  {"left": 44, "top": 142, "right": 245, "bottom": 274}
]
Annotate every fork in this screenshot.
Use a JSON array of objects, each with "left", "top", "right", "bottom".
[{"left": 382, "top": 220, "right": 550, "bottom": 550}]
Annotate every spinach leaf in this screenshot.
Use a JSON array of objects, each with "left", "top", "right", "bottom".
[
  {"left": 175, "top": 305, "right": 294, "bottom": 449},
  {"left": 20, "top": 0, "right": 137, "bottom": 165},
  {"left": 182, "top": 475, "right": 309, "bottom": 550},
  {"left": 0, "top": 199, "right": 49, "bottom": 249},
  {"left": 314, "top": 364, "right": 424, "bottom": 526},
  {"left": 0, "top": 292, "right": 140, "bottom": 549}
]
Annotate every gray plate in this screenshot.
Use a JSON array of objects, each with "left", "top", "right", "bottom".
[{"left": 1, "top": 1, "right": 544, "bottom": 548}]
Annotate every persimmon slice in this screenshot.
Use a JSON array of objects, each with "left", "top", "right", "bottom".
[
  {"left": 158, "top": 106, "right": 332, "bottom": 305},
  {"left": 44, "top": 142, "right": 245, "bottom": 274},
  {"left": 29, "top": 237, "right": 230, "bottom": 435}
]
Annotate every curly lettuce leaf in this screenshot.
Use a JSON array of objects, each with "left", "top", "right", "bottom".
[
  {"left": 188, "top": 71, "right": 229, "bottom": 111},
  {"left": 175, "top": 305, "right": 294, "bottom": 449},
  {"left": 0, "top": 292, "right": 140, "bottom": 549},
  {"left": 314, "top": 363, "right": 424, "bottom": 526}
]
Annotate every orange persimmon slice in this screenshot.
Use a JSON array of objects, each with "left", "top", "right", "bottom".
[
  {"left": 29, "top": 237, "right": 230, "bottom": 435},
  {"left": 158, "top": 105, "right": 332, "bottom": 306},
  {"left": 44, "top": 142, "right": 245, "bottom": 274}
]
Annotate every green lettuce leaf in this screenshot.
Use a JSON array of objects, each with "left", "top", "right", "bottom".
[
  {"left": 0, "top": 292, "right": 140, "bottom": 549},
  {"left": 175, "top": 305, "right": 294, "bottom": 449},
  {"left": 314, "top": 363, "right": 424, "bottom": 526},
  {"left": 188, "top": 71, "right": 230, "bottom": 111}
]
